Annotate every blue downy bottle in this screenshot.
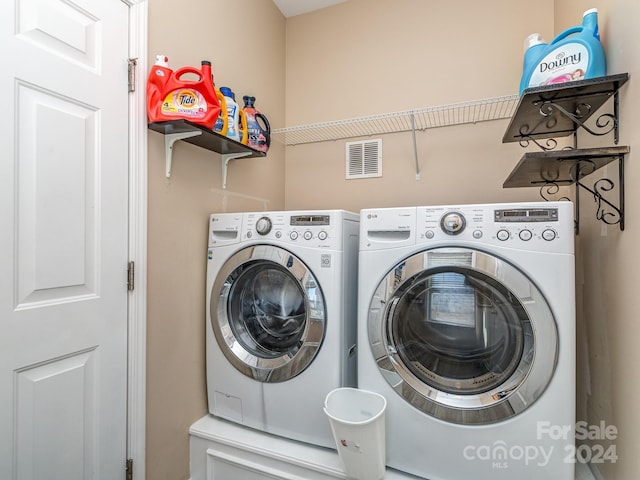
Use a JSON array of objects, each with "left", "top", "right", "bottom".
[
  {"left": 519, "top": 8, "right": 606, "bottom": 95},
  {"left": 519, "top": 34, "right": 548, "bottom": 94}
]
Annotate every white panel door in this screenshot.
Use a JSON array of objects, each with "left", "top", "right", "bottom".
[{"left": 0, "top": 0, "right": 130, "bottom": 479}]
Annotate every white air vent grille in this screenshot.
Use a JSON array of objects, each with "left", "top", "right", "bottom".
[{"left": 346, "top": 139, "right": 382, "bottom": 179}]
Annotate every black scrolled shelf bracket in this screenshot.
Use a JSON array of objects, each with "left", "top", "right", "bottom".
[
  {"left": 518, "top": 135, "right": 558, "bottom": 151},
  {"left": 531, "top": 155, "right": 625, "bottom": 235},
  {"left": 532, "top": 90, "right": 620, "bottom": 144},
  {"left": 570, "top": 157, "right": 625, "bottom": 234}
]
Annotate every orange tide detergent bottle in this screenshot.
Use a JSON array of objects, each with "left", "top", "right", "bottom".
[{"left": 146, "top": 56, "right": 221, "bottom": 129}]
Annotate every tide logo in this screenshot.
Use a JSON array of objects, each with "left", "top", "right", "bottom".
[{"left": 176, "top": 90, "right": 198, "bottom": 109}]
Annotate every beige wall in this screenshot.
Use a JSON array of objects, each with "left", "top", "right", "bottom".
[
  {"left": 556, "top": 1, "right": 640, "bottom": 479},
  {"left": 146, "top": 1, "right": 285, "bottom": 478},
  {"left": 283, "top": 0, "right": 555, "bottom": 212},
  {"left": 145, "top": 0, "right": 640, "bottom": 478}
]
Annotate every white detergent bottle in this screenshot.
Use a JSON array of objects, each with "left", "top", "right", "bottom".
[
  {"left": 519, "top": 8, "right": 606, "bottom": 95},
  {"left": 219, "top": 87, "right": 241, "bottom": 142}
]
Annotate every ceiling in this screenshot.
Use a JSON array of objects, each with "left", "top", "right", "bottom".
[{"left": 272, "top": 0, "right": 349, "bottom": 17}]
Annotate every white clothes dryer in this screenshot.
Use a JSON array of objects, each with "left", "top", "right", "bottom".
[
  {"left": 206, "top": 210, "right": 359, "bottom": 449},
  {"left": 358, "top": 202, "right": 575, "bottom": 480}
]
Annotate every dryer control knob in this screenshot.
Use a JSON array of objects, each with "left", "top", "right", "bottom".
[
  {"left": 441, "top": 212, "right": 466, "bottom": 235},
  {"left": 256, "top": 216, "right": 272, "bottom": 235}
]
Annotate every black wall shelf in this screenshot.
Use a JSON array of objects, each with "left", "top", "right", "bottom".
[
  {"left": 148, "top": 119, "right": 265, "bottom": 188},
  {"left": 502, "top": 74, "right": 630, "bottom": 234},
  {"left": 502, "top": 73, "right": 629, "bottom": 148}
]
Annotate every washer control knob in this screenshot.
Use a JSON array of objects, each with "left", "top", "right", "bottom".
[
  {"left": 318, "top": 230, "right": 328, "bottom": 240},
  {"left": 255, "top": 217, "right": 272, "bottom": 235},
  {"left": 290, "top": 231, "right": 298, "bottom": 240},
  {"left": 303, "top": 230, "right": 313, "bottom": 240},
  {"left": 542, "top": 229, "right": 557, "bottom": 241},
  {"left": 496, "top": 229, "right": 510, "bottom": 241},
  {"left": 519, "top": 229, "right": 533, "bottom": 241},
  {"left": 441, "top": 212, "right": 466, "bottom": 235}
]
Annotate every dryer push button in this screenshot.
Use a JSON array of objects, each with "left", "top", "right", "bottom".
[{"left": 496, "top": 229, "right": 510, "bottom": 241}]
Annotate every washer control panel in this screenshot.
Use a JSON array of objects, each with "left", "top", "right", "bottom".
[{"left": 243, "top": 212, "right": 338, "bottom": 248}]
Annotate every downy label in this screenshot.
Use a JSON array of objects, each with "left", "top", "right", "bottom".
[{"left": 529, "top": 43, "right": 588, "bottom": 88}]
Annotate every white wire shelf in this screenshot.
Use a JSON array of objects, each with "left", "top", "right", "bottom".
[{"left": 272, "top": 94, "right": 519, "bottom": 146}]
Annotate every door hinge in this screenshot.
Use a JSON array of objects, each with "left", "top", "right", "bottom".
[
  {"left": 126, "top": 458, "right": 133, "bottom": 480},
  {"left": 128, "top": 58, "right": 137, "bottom": 92},
  {"left": 127, "top": 261, "right": 135, "bottom": 291}
]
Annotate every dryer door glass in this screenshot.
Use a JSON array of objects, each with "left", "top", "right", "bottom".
[
  {"left": 212, "top": 245, "right": 326, "bottom": 382},
  {"left": 391, "top": 266, "right": 528, "bottom": 395},
  {"left": 368, "top": 247, "right": 558, "bottom": 424}
]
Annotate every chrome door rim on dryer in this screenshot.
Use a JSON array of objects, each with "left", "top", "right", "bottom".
[
  {"left": 368, "top": 246, "right": 558, "bottom": 424},
  {"left": 211, "top": 244, "right": 326, "bottom": 382}
]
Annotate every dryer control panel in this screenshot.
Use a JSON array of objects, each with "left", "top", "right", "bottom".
[
  {"left": 417, "top": 203, "right": 573, "bottom": 253},
  {"left": 361, "top": 202, "right": 574, "bottom": 254}
]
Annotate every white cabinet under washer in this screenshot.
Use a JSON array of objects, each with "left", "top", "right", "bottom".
[{"left": 189, "top": 415, "right": 422, "bottom": 480}]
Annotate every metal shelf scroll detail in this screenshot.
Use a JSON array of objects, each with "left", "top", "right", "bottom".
[
  {"left": 502, "top": 74, "right": 630, "bottom": 234},
  {"left": 529, "top": 153, "right": 626, "bottom": 234}
]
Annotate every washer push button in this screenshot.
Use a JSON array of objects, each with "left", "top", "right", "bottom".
[{"left": 496, "top": 229, "right": 510, "bottom": 241}]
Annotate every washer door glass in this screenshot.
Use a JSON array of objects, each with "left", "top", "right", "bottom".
[
  {"left": 368, "top": 247, "right": 558, "bottom": 425},
  {"left": 212, "top": 245, "right": 325, "bottom": 382}
]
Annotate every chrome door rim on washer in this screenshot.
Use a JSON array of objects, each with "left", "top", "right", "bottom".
[
  {"left": 367, "top": 246, "right": 558, "bottom": 425},
  {"left": 211, "top": 244, "right": 326, "bottom": 383}
]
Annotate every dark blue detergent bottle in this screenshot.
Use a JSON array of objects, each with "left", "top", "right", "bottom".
[
  {"left": 242, "top": 96, "right": 271, "bottom": 153},
  {"left": 519, "top": 8, "right": 606, "bottom": 95}
]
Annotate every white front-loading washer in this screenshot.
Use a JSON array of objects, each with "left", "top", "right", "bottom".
[
  {"left": 206, "top": 210, "right": 359, "bottom": 449},
  {"left": 358, "top": 202, "right": 575, "bottom": 479}
]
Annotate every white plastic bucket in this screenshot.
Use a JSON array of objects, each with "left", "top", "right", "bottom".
[{"left": 324, "top": 387, "right": 387, "bottom": 480}]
